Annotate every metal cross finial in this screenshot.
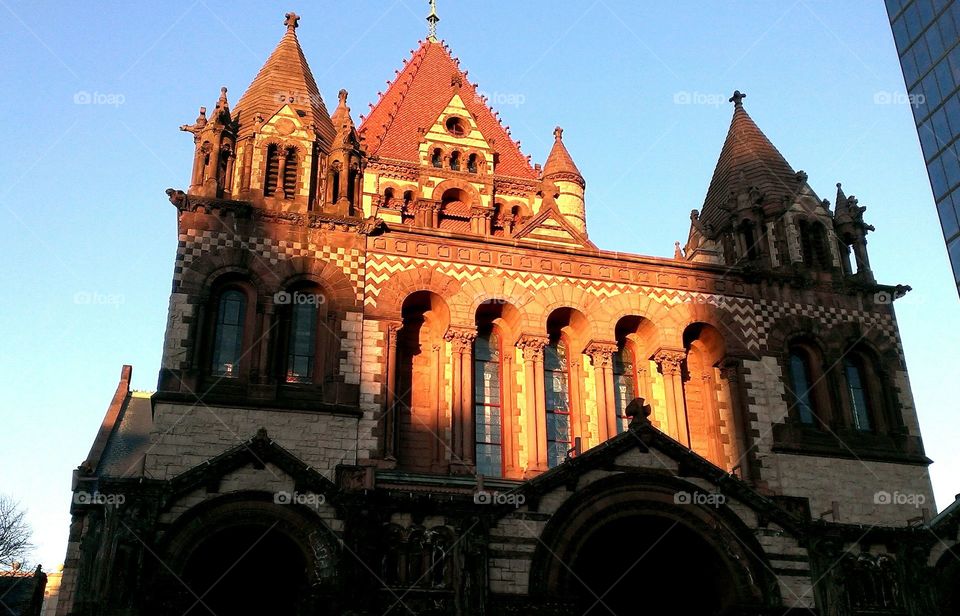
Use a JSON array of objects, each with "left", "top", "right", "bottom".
[
  {"left": 427, "top": 0, "right": 439, "bottom": 41},
  {"left": 284, "top": 12, "right": 300, "bottom": 31},
  {"left": 729, "top": 90, "right": 746, "bottom": 107}
]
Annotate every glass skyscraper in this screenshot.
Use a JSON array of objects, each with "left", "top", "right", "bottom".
[{"left": 887, "top": 0, "right": 960, "bottom": 295}]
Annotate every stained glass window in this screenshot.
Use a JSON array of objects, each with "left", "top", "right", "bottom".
[
  {"left": 612, "top": 348, "right": 635, "bottom": 434},
  {"left": 845, "top": 358, "right": 872, "bottom": 431},
  {"left": 474, "top": 330, "right": 503, "bottom": 477},
  {"left": 211, "top": 289, "right": 246, "bottom": 378},
  {"left": 286, "top": 298, "right": 318, "bottom": 383},
  {"left": 789, "top": 352, "right": 816, "bottom": 425},
  {"left": 544, "top": 339, "right": 571, "bottom": 468}
]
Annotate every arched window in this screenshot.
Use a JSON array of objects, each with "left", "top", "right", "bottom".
[
  {"left": 211, "top": 289, "right": 246, "bottom": 378},
  {"left": 544, "top": 337, "right": 572, "bottom": 468},
  {"left": 264, "top": 144, "right": 280, "bottom": 197},
  {"left": 467, "top": 153, "right": 478, "bottom": 174},
  {"left": 450, "top": 151, "right": 461, "bottom": 172},
  {"left": 431, "top": 148, "right": 443, "bottom": 168},
  {"left": 403, "top": 190, "right": 414, "bottom": 207},
  {"left": 383, "top": 187, "right": 395, "bottom": 207},
  {"left": 788, "top": 350, "right": 817, "bottom": 425},
  {"left": 844, "top": 357, "right": 873, "bottom": 431},
  {"left": 282, "top": 147, "right": 297, "bottom": 198},
  {"left": 473, "top": 329, "right": 503, "bottom": 477},
  {"left": 741, "top": 222, "right": 760, "bottom": 261},
  {"left": 285, "top": 298, "right": 319, "bottom": 384},
  {"left": 612, "top": 347, "right": 635, "bottom": 434}
]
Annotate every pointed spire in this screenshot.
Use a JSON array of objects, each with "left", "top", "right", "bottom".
[
  {"left": 699, "top": 92, "right": 798, "bottom": 228},
  {"left": 835, "top": 182, "right": 847, "bottom": 209},
  {"left": 427, "top": 0, "right": 440, "bottom": 42},
  {"left": 232, "top": 12, "right": 334, "bottom": 143},
  {"left": 543, "top": 126, "right": 584, "bottom": 185}
]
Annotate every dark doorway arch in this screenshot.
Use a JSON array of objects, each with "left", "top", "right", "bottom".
[
  {"left": 182, "top": 524, "right": 307, "bottom": 615},
  {"left": 530, "top": 475, "right": 780, "bottom": 614},
  {"left": 571, "top": 514, "right": 735, "bottom": 615}
]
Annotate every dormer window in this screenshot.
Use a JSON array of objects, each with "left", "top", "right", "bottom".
[
  {"left": 467, "top": 153, "right": 478, "bottom": 173},
  {"left": 445, "top": 116, "right": 467, "bottom": 137},
  {"left": 450, "top": 151, "right": 461, "bottom": 172},
  {"left": 431, "top": 148, "right": 443, "bottom": 168}
]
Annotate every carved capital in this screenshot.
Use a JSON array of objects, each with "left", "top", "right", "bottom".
[
  {"left": 654, "top": 349, "right": 686, "bottom": 376},
  {"left": 444, "top": 327, "right": 477, "bottom": 353},
  {"left": 719, "top": 358, "right": 743, "bottom": 383},
  {"left": 585, "top": 341, "right": 618, "bottom": 368},
  {"left": 516, "top": 335, "right": 548, "bottom": 362}
]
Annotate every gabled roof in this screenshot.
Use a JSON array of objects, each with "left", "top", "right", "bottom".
[
  {"left": 233, "top": 15, "right": 335, "bottom": 144},
  {"left": 359, "top": 40, "right": 537, "bottom": 180},
  {"left": 513, "top": 202, "right": 596, "bottom": 249},
  {"left": 700, "top": 93, "right": 800, "bottom": 228}
]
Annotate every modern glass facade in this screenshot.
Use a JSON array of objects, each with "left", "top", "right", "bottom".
[{"left": 887, "top": 0, "right": 960, "bottom": 295}]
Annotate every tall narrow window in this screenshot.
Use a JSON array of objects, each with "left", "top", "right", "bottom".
[
  {"left": 282, "top": 148, "right": 297, "bottom": 198},
  {"left": 211, "top": 290, "right": 246, "bottom": 378},
  {"left": 474, "top": 329, "right": 503, "bottom": 477},
  {"left": 467, "top": 153, "right": 478, "bottom": 173},
  {"left": 612, "top": 348, "right": 635, "bottom": 434},
  {"left": 844, "top": 358, "right": 872, "bottom": 431},
  {"left": 742, "top": 224, "right": 760, "bottom": 261},
  {"left": 544, "top": 339, "right": 572, "bottom": 468},
  {"left": 431, "top": 148, "right": 443, "bottom": 168},
  {"left": 264, "top": 145, "right": 280, "bottom": 197},
  {"left": 286, "top": 299, "right": 318, "bottom": 384},
  {"left": 788, "top": 351, "right": 816, "bottom": 425},
  {"left": 331, "top": 169, "right": 340, "bottom": 202},
  {"left": 450, "top": 151, "right": 461, "bottom": 172}
]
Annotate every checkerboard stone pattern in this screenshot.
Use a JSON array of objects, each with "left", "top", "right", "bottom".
[{"left": 174, "top": 229, "right": 365, "bottom": 302}]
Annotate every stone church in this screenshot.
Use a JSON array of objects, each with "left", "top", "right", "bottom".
[{"left": 57, "top": 9, "right": 960, "bottom": 616}]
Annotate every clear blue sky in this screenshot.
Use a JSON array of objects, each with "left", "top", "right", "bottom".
[{"left": 1, "top": 0, "right": 958, "bottom": 570}]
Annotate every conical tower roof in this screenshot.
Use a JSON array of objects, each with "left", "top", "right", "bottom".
[
  {"left": 233, "top": 12, "right": 335, "bottom": 144},
  {"left": 543, "top": 127, "right": 583, "bottom": 184},
  {"left": 359, "top": 40, "right": 537, "bottom": 180},
  {"left": 700, "top": 91, "right": 798, "bottom": 227}
]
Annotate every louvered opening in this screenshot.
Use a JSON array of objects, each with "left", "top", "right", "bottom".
[
  {"left": 264, "top": 144, "right": 280, "bottom": 197},
  {"left": 283, "top": 148, "right": 298, "bottom": 198}
]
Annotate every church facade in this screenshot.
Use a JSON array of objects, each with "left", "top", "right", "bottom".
[{"left": 57, "top": 11, "right": 960, "bottom": 616}]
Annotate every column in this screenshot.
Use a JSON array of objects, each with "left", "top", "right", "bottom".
[
  {"left": 720, "top": 358, "right": 757, "bottom": 483},
  {"left": 432, "top": 342, "right": 445, "bottom": 469},
  {"left": 444, "top": 327, "right": 477, "bottom": 468},
  {"left": 517, "top": 335, "right": 548, "bottom": 474},
  {"left": 655, "top": 349, "right": 689, "bottom": 447},
  {"left": 586, "top": 342, "right": 618, "bottom": 443},
  {"left": 383, "top": 322, "right": 401, "bottom": 461}
]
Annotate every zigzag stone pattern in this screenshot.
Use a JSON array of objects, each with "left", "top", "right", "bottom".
[
  {"left": 175, "top": 229, "right": 365, "bottom": 301},
  {"left": 364, "top": 254, "right": 899, "bottom": 353}
]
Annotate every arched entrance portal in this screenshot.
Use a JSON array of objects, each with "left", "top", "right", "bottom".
[
  {"left": 530, "top": 475, "right": 779, "bottom": 614},
  {"left": 182, "top": 524, "right": 307, "bottom": 615},
  {"left": 571, "top": 515, "right": 735, "bottom": 615}
]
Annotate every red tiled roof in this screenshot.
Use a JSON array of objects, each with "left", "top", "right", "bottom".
[
  {"left": 359, "top": 40, "right": 537, "bottom": 180},
  {"left": 233, "top": 25, "right": 335, "bottom": 144},
  {"left": 700, "top": 102, "right": 798, "bottom": 228}
]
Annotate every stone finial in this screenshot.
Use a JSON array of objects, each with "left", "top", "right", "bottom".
[
  {"left": 729, "top": 90, "right": 746, "bottom": 107},
  {"left": 427, "top": 0, "right": 440, "bottom": 41},
  {"left": 554, "top": 126, "right": 564, "bottom": 141},
  {"left": 339, "top": 89, "right": 348, "bottom": 105},
  {"left": 284, "top": 11, "right": 300, "bottom": 31}
]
